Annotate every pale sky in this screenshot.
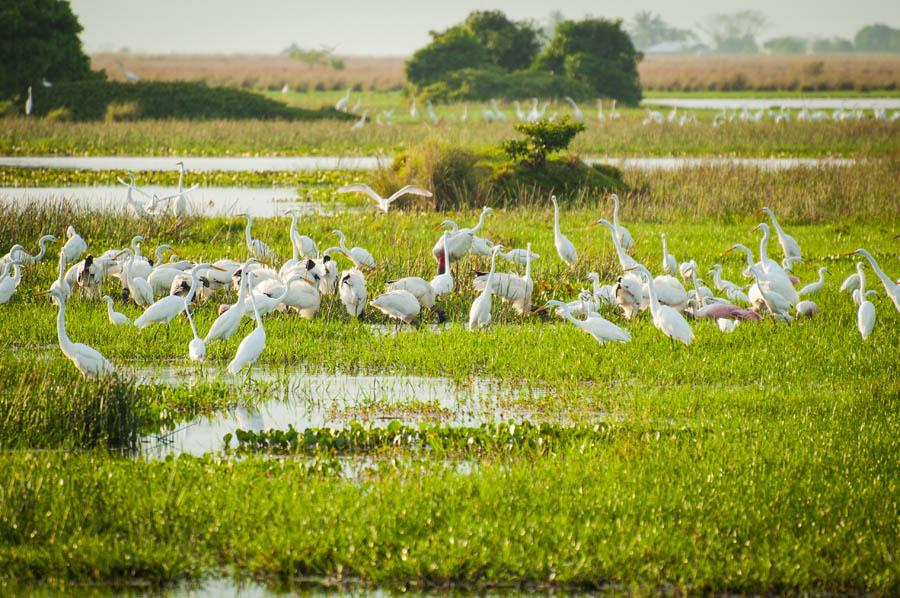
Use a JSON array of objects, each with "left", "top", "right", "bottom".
[{"left": 71, "top": 0, "right": 900, "bottom": 55}]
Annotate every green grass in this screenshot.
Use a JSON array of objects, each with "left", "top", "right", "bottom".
[
  {"left": 644, "top": 89, "right": 900, "bottom": 99},
  {"left": 1, "top": 162, "right": 898, "bottom": 591},
  {"left": 3, "top": 104, "right": 898, "bottom": 158}
]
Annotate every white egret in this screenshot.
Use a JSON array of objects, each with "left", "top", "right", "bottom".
[
  {"left": 335, "top": 89, "right": 351, "bottom": 111},
  {"left": 762, "top": 207, "right": 801, "bottom": 260},
  {"left": 426, "top": 99, "right": 439, "bottom": 124},
  {"left": 610, "top": 194, "right": 634, "bottom": 251},
  {"left": 45, "top": 287, "right": 114, "bottom": 378},
  {"left": 134, "top": 263, "right": 219, "bottom": 329},
  {"left": 839, "top": 273, "right": 860, "bottom": 293},
  {"left": 798, "top": 267, "right": 827, "bottom": 296},
  {"left": 387, "top": 276, "right": 445, "bottom": 322},
  {"left": 62, "top": 226, "right": 87, "bottom": 264},
  {"left": 856, "top": 262, "right": 876, "bottom": 340},
  {"left": 0, "top": 264, "right": 22, "bottom": 304},
  {"left": 370, "top": 290, "right": 420, "bottom": 326},
  {"left": 351, "top": 110, "right": 368, "bottom": 130},
  {"left": 102, "top": 295, "right": 131, "bottom": 326},
  {"left": 752, "top": 224, "right": 799, "bottom": 305},
  {"left": 795, "top": 300, "right": 820, "bottom": 318},
  {"left": 748, "top": 264, "right": 792, "bottom": 322},
  {"left": 473, "top": 244, "right": 534, "bottom": 315},
  {"left": 49, "top": 250, "right": 70, "bottom": 305},
  {"left": 597, "top": 219, "right": 638, "bottom": 270},
  {"left": 285, "top": 209, "right": 318, "bottom": 259},
  {"left": 536, "top": 300, "right": 630, "bottom": 345},
  {"left": 239, "top": 213, "right": 275, "bottom": 261},
  {"left": 339, "top": 268, "right": 367, "bottom": 318},
  {"left": 469, "top": 246, "right": 503, "bottom": 330},
  {"left": 853, "top": 249, "right": 899, "bottom": 312},
  {"left": 630, "top": 265, "right": 694, "bottom": 345},
  {"left": 184, "top": 300, "right": 206, "bottom": 362},
  {"left": 14, "top": 235, "right": 58, "bottom": 265},
  {"left": 551, "top": 195, "right": 577, "bottom": 268},
  {"left": 563, "top": 97, "right": 584, "bottom": 121},
  {"left": 612, "top": 273, "right": 645, "bottom": 320},
  {"left": 337, "top": 183, "right": 433, "bottom": 213},
  {"left": 115, "top": 249, "right": 153, "bottom": 308},
  {"left": 205, "top": 261, "right": 256, "bottom": 344},
  {"left": 228, "top": 272, "right": 266, "bottom": 374},
  {"left": 661, "top": 233, "right": 677, "bottom": 276},
  {"left": 409, "top": 98, "right": 418, "bottom": 119},
  {"left": 25, "top": 86, "right": 33, "bottom": 115},
  {"left": 333, "top": 229, "right": 375, "bottom": 271},
  {"left": 498, "top": 247, "right": 539, "bottom": 267},
  {"left": 246, "top": 273, "right": 306, "bottom": 316},
  {"left": 470, "top": 236, "right": 495, "bottom": 258}
]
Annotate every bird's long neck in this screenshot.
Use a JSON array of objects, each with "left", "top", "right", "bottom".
[
  {"left": 661, "top": 236, "right": 668, "bottom": 260},
  {"left": 472, "top": 211, "right": 488, "bottom": 234},
  {"left": 289, "top": 217, "right": 299, "bottom": 261},
  {"left": 607, "top": 225, "right": 629, "bottom": 270},
  {"left": 185, "top": 306, "right": 199, "bottom": 339},
  {"left": 768, "top": 212, "right": 784, "bottom": 236},
  {"left": 236, "top": 271, "right": 249, "bottom": 304},
  {"left": 177, "top": 165, "right": 184, "bottom": 193},
  {"left": 643, "top": 272, "right": 660, "bottom": 315},
  {"left": 483, "top": 253, "right": 498, "bottom": 297},
  {"left": 817, "top": 269, "right": 826, "bottom": 285},
  {"left": 55, "top": 301, "right": 74, "bottom": 354},
  {"left": 735, "top": 245, "right": 754, "bottom": 268},
  {"left": 860, "top": 251, "right": 894, "bottom": 291},
  {"left": 35, "top": 239, "right": 49, "bottom": 261},
  {"left": 857, "top": 266, "right": 867, "bottom": 296},
  {"left": 56, "top": 253, "right": 65, "bottom": 283},
  {"left": 185, "top": 271, "right": 201, "bottom": 303},
  {"left": 612, "top": 196, "right": 621, "bottom": 226},
  {"left": 105, "top": 299, "right": 115, "bottom": 317},
  {"left": 524, "top": 246, "right": 532, "bottom": 281},
  {"left": 552, "top": 201, "right": 560, "bottom": 236},
  {"left": 249, "top": 288, "right": 263, "bottom": 327},
  {"left": 442, "top": 235, "right": 451, "bottom": 276},
  {"left": 244, "top": 219, "right": 253, "bottom": 247},
  {"left": 758, "top": 230, "right": 769, "bottom": 264}
]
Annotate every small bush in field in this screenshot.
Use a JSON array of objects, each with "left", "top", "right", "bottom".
[
  {"left": 105, "top": 101, "right": 141, "bottom": 122},
  {"left": 502, "top": 117, "right": 585, "bottom": 168},
  {"left": 45, "top": 106, "right": 72, "bottom": 122}
]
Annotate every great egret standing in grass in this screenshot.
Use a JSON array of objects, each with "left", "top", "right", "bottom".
[
  {"left": 228, "top": 272, "right": 266, "bottom": 374},
  {"left": 551, "top": 195, "right": 577, "bottom": 268},
  {"left": 537, "top": 300, "right": 630, "bottom": 345},
  {"left": 333, "top": 229, "right": 375, "bottom": 270},
  {"left": 469, "top": 246, "right": 503, "bottom": 330},
  {"left": 473, "top": 244, "right": 533, "bottom": 315},
  {"left": 44, "top": 287, "right": 114, "bottom": 378},
  {"left": 661, "top": 233, "right": 677, "bottom": 276},
  {"left": 184, "top": 300, "right": 206, "bottom": 362},
  {"left": 102, "top": 295, "right": 131, "bottom": 326},
  {"left": 597, "top": 219, "right": 638, "bottom": 271},
  {"left": 629, "top": 265, "right": 694, "bottom": 345},
  {"left": 0, "top": 264, "right": 22, "bottom": 304},
  {"left": 856, "top": 262, "right": 876, "bottom": 340},
  {"left": 370, "top": 290, "right": 420, "bottom": 326},
  {"left": 430, "top": 231, "right": 453, "bottom": 296},
  {"left": 339, "top": 268, "right": 368, "bottom": 319},
  {"left": 337, "top": 183, "right": 433, "bottom": 213},
  {"left": 25, "top": 86, "right": 33, "bottom": 115},
  {"left": 335, "top": 89, "right": 350, "bottom": 111},
  {"left": 563, "top": 97, "right": 584, "bottom": 121},
  {"left": 62, "top": 226, "right": 87, "bottom": 264},
  {"left": 799, "top": 267, "right": 827, "bottom": 296},
  {"left": 853, "top": 248, "right": 899, "bottom": 312},
  {"left": 239, "top": 213, "right": 274, "bottom": 261},
  {"left": 762, "top": 207, "right": 802, "bottom": 261},
  {"left": 205, "top": 260, "right": 256, "bottom": 344},
  {"left": 610, "top": 194, "right": 634, "bottom": 251},
  {"left": 134, "top": 263, "right": 219, "bottom": 330},
  {"left": 285, "top": 209, "right": 318, "bottom": 259},
  {"left": 13, "top": 235, "right": 58, "bottom": 265}
]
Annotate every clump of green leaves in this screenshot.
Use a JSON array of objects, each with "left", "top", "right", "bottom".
[{"left": 502, "top": 117, "right": 585, "bottom": 168}]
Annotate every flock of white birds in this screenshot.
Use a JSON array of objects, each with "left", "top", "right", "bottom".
[
  {"left": 332, "top": 91, "right": 900, "bottom": 129},
  {"left": 1, "top": 178, "right": 897, "bottom": 379}
]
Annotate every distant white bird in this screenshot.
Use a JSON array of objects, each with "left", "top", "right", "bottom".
[
  {"left": 25, "top": 86, "right": 33, "bottom": 116},
  {"left": 281, "top": 84, "right": 289, "bottom": 95},
  {"left": 490, "top": 99, "right": 506, "bottom": 121},
  {"left": 498, "top": 247, "right": 539, "bottom": 267},
  {"left": 184, "top": 300, "right": 206, "bottom": 362},
  {"left": 469, "top": 246, "right": 503, "bottom": 330},
  {"left": 426, "top": 100, "right": 439, "bottom": 124},
  {"left": 102, "top": 295, "right": 131, "bottom": 326},
  {"left": 409, "top": 98, "right": 418, "bottom": 119},
  {"left": 595, "top": 99, "right": 605, "bottom": 122},
  {"left": 351, "top": 110, "right": 368, "bottom": 130},
  {"left": 333, "top": 229, "right": 375, "bottom": 270},
  {"left": 551, "top": 195, "right": 577, "bottom": 268},
  {"left": 335, "top": 89, "right": 351, "bottom": 111},
  {"left": 62, "top": 225, "right": 87, "bottom": 264},
  {"left": 338, "top": 268, "right": 368, "bottom": 318},
  {"left": 856, "top": 262, "right": 876, "bottom": 341},
  {"left": 45, "top": 287, "right": 114, "bottom": 377},
  {"left": 460, "top": 104, "right": 468, "bottom": 122},
  {"left": 370, "top": 290, "right": 420, "bottom": 326},
  {"left": 795, "top": 300, "right": 820, "bottom": 319},
  {"left": 762, "top": 207, "right": 802, "bottom": 261},
  {"left": 563, "top": 97, "right": 584, "bottom": 121},
  {"left": 239, "top": 213, "right": 275, "bottom": 261},
  {"left": 337, "top": 183, "right": 432, "bottom": 213},
  {"left": 228, "top": 272, "right": 266, "bottom": 374},
  {"left": 798, "top": 267, "right": 827, "bottom": 296}
]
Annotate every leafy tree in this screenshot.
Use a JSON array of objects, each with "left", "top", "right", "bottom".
[
  {"left": 405, "top": 28, "right": 489, "bottom": 88},
  {"left": 534, "top": 19, "right": 643, "bottom": 105},
  {"left": 0, "top": 0, "right": 94, "bottom": 98},
  {"left": 405, "top": 11, "right": 539, "bottom": 89},
  {"left": 763, "top": 36, "right": 808, "bottom": 54},
  {"left": 701, "top": 10, "right": 769, "bottom": 54},
  {"left": 811, "top": 37, "right": 854, "bottom": 54},
  {"left": 854, "top": 24, "right": 900, "bottom": 53},
  {"left": 628, "top": 11, "right": 695, "bottom": 51},
  {"left": 465, "top": 11, "right": 541, "bottom": 71}
]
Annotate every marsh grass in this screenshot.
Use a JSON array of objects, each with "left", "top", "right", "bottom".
[{"left": 3, "top": 109, "right": 898, "bottom": 158}]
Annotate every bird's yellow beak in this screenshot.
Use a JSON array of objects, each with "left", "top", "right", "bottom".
[
  {"left": 209, "top": 265, "right": 226, "bottom": 272},
  {"left": 431, "top": 223, "right": 443, "bottom": 231},
  {"left": 113, "top": 251, "right": 126, "bottom": 259},
  {"left": 33, "top": 291, "right": 48, "bottom": 297},
  {"left": 722, "top": 247, "right": 734, "bottom": 255},
  {"left": 750, "top": 225, "right": 761, "bottom": 233},
  {"left": 533, "top": 305, "right": 548, "bottom": 314}
]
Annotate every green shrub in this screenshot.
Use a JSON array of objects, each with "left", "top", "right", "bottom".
[
  {"left": 44, "top": 106, "right": 72, "bottom": 122},
  {"left": 26, "top": 80, "right": 350, "bottom": 121},
  {"left": 502, "top": 117, "right": 585, "bottom": 168},
  {"left": 104, "top": 100, "right": 141, "bottom": 122},
  {"left": 419, "top": 67, "right": 594, "bottom": 102}
]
